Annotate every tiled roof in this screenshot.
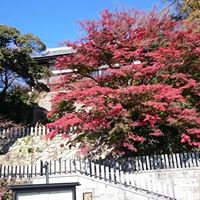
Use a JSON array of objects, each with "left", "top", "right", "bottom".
[{"left": 32, "top": 47, "right": 75, "bottom": 58}]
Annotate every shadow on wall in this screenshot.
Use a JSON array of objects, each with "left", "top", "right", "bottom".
[
  {"left": 0, "top": 104, "right": 48, "bottom": 155},
  {"left": 0, "top": 102, "right": 48, "bottom": 126},
  {"left": 0, "top": 137, "right": 17, "bottom": 155},
  {"left": 33, "top": 104, "right": 48, "bottom": 125}
]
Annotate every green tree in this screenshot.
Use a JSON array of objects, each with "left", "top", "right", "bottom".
[
  {"left": 166, "top": 0, "right": 200, "bottom": 20},
  {"left": 0, "top": 25, "right": 50, "bottom": 102},
  {"left": 0, "top": 86, "right": 39, "bottom": 124}
]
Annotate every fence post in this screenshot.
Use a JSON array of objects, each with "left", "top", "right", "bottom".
[
  {"left": 38, "top": 126, "right": 42, "bottom": 136},
  {"left": 0, "top": 164, "right": 2, "bottom": 178},
  {"left": 43, "top": 161, "right": 49, "bottom": 184},
  {"left": 35, "top": 126, "right": 38, "bottom": 136},
  {"left": 42, "top": 126, "right": 46, "bottom": 136},
  {"left": 40, "top": 160, "right": 43, "bottom": 176},
  {"left": 30, "top": 127, "right": 34, "bottom": 136}
]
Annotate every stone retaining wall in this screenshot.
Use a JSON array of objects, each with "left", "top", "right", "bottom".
[{"left": 0, "top": 134, "right": 77, "bottom": 166}]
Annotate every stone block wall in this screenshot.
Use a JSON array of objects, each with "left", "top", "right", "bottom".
[{"left": 0, "top": 134, "right": 77, "bottom": 166}]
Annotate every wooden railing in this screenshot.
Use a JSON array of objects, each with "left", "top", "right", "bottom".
[{"left": 39, "top": 69, "right": 111, "bottom": 89}]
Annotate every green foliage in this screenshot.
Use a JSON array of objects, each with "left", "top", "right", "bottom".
[
  {"left": 0, "top": 86, "right": 38, "bottom": 124},
  {"left": 58, "top": 100, "right": 76, "bottom": 115},
  {"left": 0, "top": 24, "right": 50, "bottom": 103},
  {"left": 0, "top": 179, "right": 13, "bottom": 200},
  {"left": 48, "top": 100, "right": 76, "bottom": 122},
  {"left": 0, "top": 24, "right": 50, "bottom": 124}
]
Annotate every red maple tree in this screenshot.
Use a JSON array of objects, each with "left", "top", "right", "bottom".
[{"left": 47, "top": 9, "right": 200, "bottom": 157}]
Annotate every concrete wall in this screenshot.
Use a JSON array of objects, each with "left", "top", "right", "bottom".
[
  {"left": 33, "top": 174, "right": 151, "bottom": 200},
  {"left": 32, "top": 167, "right": 200, "bottom": 200},
  {"left": 129, "top": 168, "right": 200, "bottom": 200}
]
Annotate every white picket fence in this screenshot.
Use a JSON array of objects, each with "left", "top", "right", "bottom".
[
  {"left": 0, "top": 126, "right": 50, "bottom": 138},
  {"left": 0, "top": 125, "right": 78, "bottom": 138}
]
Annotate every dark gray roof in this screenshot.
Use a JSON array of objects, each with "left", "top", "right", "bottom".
[{"left": 10, "top": 182, "right": 80, "bottom": 190}]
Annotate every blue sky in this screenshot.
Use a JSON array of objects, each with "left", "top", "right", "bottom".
[{"left": 0, "top": 0, "right": 168, "bottom": 48}]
